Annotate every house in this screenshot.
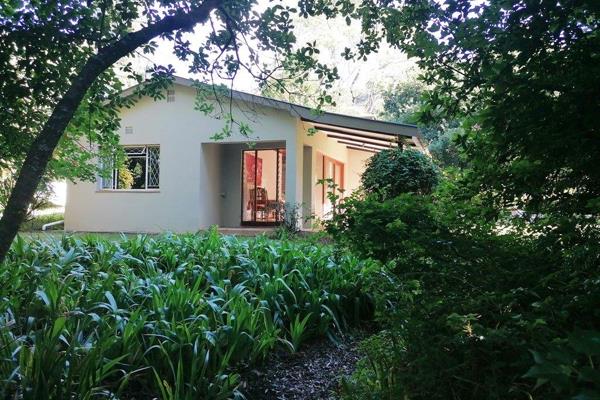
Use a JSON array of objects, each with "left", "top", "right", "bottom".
[{"left": 65, "top": 77, "right": 421, "bottom": 233}]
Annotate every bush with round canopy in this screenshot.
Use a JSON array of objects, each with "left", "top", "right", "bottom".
[{"left": 361, "top": 148, "right": 440, "bottom": 198}]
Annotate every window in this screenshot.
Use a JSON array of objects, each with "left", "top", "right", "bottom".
[{"left": 101, "top": 145, "right": 160, "bottom": 190}]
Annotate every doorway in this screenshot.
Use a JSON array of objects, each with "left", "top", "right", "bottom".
[{"left": 241, "top": 148, "right": 286, "bottom": 224}]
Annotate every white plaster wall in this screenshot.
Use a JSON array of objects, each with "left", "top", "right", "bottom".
[
  {"left": 200, "top": 143, "right": 223, "bottom": 228},
  {"left": 346, "top": 148, "right": 373, "bottom": 194},
  {"left": 65, "top": 84, "right": 297, "bottom": 232},
  {"left": 296, "top": 120, "right": 350, "bottom": 220}
]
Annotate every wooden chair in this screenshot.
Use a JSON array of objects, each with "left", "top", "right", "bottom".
[{"left": 249, "top": 187, "right": 269, "bottom": 220}]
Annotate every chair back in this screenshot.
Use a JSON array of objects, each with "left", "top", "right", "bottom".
[{"left": 250, "top": 187, "right": 268, "bottom": 206}]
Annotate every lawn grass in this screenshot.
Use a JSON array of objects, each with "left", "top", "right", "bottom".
[
  {"left": 18, "top": 230, "right": 144, "bottom": 242},
  {"left": 19, "top": 212, "right": 64, "bottom": 231}
]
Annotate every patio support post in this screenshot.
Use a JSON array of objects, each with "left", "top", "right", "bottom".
[{"left": 285, "top": 134, "right": 303, "bottom": 229}]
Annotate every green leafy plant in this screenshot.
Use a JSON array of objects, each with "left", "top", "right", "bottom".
[
  {"left": 324, "top": 192, "right": 442, "bottom": 262},
  {"left": 331, "top": 166, "right": 600, "bottom": 399},
  {"left": 524, "top": 330, "right": 600, "bottom": 399},
  {"left": 340, "top": 330, "right": 407, "bottom": 400},
  {"left": 286, "top": 313, "right": 313, "bottom": 353},
  {"left": 0, "top": 229, "right": 375, "bottom": 398},
  {"left": 337, "top": 194, "right": 600, "bottom": 400}
]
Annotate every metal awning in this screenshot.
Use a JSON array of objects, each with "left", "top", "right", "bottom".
[{"left": 301, "top": 120, "right": 423, "bottom": 154}]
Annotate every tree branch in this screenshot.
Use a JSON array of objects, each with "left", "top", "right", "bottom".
[{"left": 0, "top": 0, "right": 221, "bottom": 262}]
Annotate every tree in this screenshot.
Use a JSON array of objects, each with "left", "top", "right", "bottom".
[
  {"left": 0, "top": 0, "right": 371, "bottom": 262},
  {"left": 373, "top": 0, "right": 600, "bottom": 224},
  {"left": 0, "top": 168, "right": 53, "bottom": 221},
  {"left": 259, "top": 17, "right": 417, "bottom": 117},
  {"left": 380, "top": 79, "right": 424, "bottom": 129},
  {"left": 379, "top": 79, "right": 464, "bottom": 168}
]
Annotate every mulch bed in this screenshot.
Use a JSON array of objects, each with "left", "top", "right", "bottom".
[{"left": 241, "top": 332, "right": 366, "bottom": 400}]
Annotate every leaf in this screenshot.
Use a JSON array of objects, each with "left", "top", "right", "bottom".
[
  {"left": 572, "top": 390, "right": 600, "bottom": 400},
  {"left": 105, "top": 291, "right": 118, "bottom": 312},
  {"left": 35, "top": 290, "right": 51, "bottom": 306},
  {"left": 51, "top": 317, "right": 67, "bottom": 339},
  {"left": 579, "top": 366, "right": 600, "bottom": 383},
  {"left": 568, "top": 330, "right": 600, "bottom": 356}
]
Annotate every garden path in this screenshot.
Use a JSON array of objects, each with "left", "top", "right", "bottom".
[{"left": 242, "top": 334, "right": 363, "bottom": 400}]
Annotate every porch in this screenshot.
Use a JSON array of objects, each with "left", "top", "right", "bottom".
[
  {"left": 202, "top": 140, "right": 292, "bottom": 229},
  {"left": 217, "top": 227, "right": 316, "bottom": 236}
]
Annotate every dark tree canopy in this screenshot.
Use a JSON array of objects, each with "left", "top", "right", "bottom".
[{"left": 375, "top": 0, "right": 600, "bottom": 221}]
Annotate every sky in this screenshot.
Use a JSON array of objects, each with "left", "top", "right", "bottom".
[{"left": 135, "top": 5, "right": 418, "bottom": 116}]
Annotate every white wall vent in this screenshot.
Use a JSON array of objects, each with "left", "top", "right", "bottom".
[
  {"left": 125, "top": 126, "right": 133, "bottom": 134},
  {"left": 166, "top": 89, "right": 175, "bottom": 103}
]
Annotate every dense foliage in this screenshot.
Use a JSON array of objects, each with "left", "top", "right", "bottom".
[
  {"left": 378, "top": 0, "right": 600, "bottom": 222},
  {"left": 325, "top": 2, "right": 600, "bottom": 398},
  {"left": 325, "top": 193, "right": 439, "bottom": 262},
  {"left": 379, "top": 80, "right": 463, "bottom": 168},
  {"left": 0, "top": 230, "right": 374, "bottom": 399},
  {"left": 361, "top": 148, "right": 439, "bottom": 199},
  {"left": 328, "top": 189, "right": 600, "bottom": 399}
]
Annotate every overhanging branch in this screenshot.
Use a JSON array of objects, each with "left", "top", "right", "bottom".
[{"left": 0, "top": 0, "right": 222, "bottom": 262}]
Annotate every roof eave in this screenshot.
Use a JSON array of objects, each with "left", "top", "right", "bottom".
[{"left": 121, "top": 76, "right": 421, "bottom": 139}]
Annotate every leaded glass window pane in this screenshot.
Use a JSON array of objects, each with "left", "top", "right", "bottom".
[
  {"left": 99, "top": 145, "right": 159, "bottom": 190},
  {"left": 148, "top": 146, "right": 160, "bottom": 188},
  {"left": 101, "top": 173, "right": 114, "bottom": 189},
  {"left": 124, "top": 147, "right": 146, "bottom": 156}
]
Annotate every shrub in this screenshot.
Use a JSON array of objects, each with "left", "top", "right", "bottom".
[
  {"left": 340, "top": 330, "right": 407, "bottom": 399},
  {"left": 336, "top": 196, "right": 600, "bottom": 399},
  {"left": 361, "top": 148, "right": 440, "bottom": 198},
  {"left": 0, "top": 229, "right": 376, "bottom": 399},
  {"left": 325, "top": 192, "right": 444, "bottom": 262}
]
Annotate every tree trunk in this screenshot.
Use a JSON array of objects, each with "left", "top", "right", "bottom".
[{"left": 0, "top": 0, "right": 220, "bottom": 263}]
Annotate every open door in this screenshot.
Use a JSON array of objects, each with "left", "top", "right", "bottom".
[{"left": 241, "top": 148, "right": 286, "bottom": 225}]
